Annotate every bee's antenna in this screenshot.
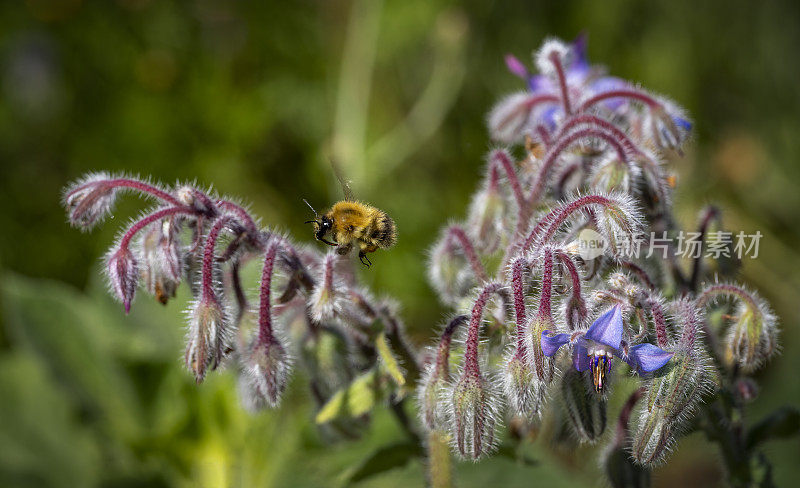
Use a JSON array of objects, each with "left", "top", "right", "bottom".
[{"left": 302, "top": 198, "right": 319, "bottom": 218}]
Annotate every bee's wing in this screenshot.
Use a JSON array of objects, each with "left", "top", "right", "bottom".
[{"left": 330, "top": 158, "right": 355, "bottom": 201}]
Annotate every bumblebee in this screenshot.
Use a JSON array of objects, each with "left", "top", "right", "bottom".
[{"left": 304, "top": 162, "right": 396, "bottom": 267}]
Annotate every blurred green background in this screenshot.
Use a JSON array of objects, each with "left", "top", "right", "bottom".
[{"left": 1, "top": 0, "right": 798, "bottom": 486}]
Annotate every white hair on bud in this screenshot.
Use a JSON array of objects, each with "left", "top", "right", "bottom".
[
  {"left": 487, "top": 91, "right": 536, "bottom": 143},
  {"left": 534, "top": 38, "right": 571, "bottom": 77}
]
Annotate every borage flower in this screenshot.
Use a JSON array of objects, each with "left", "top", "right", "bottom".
[{"left": 541, "top": 305, "right": 673, "bottom": 393}]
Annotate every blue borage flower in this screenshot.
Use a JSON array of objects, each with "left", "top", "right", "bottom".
[{"left": 541, "top": 305, "right": 673, "bottom": 392}]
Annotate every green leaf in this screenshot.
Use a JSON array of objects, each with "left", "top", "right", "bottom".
[
  {"left": 315, "top": 367, "right": 382, "bottom": 424},
  {"left": 340, "top": 441, "right": 423, "bottom": 485},
  {"left": 0, "top": 273, "right": 142, "bottom": 438},
  {"left": 376, "top": 332, "right": 406, "bottom": 387},
  {"left": 746, "top": 406, "right": 800, "bottom": 450}
]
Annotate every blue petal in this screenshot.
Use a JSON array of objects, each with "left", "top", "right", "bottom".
[
  {"left": 541, "top": 330, "right": 570, "bottom": 357},
  {"left": 527, "top": 74, "right": 550, "bottom": 93},
  {"left": 673, "top": 116, "right": 692, "bottom": 131},
  {"left": 625, "top": 343, "right": 674, "bottom": 373},
  {"left": 585, "top": 306, "right": 623, "bottom": 350},
  {"left": 573, "top": 341, "right": 590, "bottom": 372},
  {"left": 570, "top": 32, "right": 589, "bottom": 72},
  {"left": 588, "top": 77, "right": 630, "bottom": 110}
]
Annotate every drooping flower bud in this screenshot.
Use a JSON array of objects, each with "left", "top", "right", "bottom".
[
  {"left": 63, "top": 172, "right": 118, "bottom": 230},
  {"left": 309, "top": 251, "right": 345, "bottom": 322},
  {"left": 725, "top": 301, "right": 778, "bottom": 373},
  {"left": 632, "top": 300, "right": 717, "bottom": 465},
  {"left": 428, "top": 227, "right": 481, "bottom": 307},
  {"left": 185, "top": 297, "right": 228, "bottom": 383},
  {"left": 106, "top": 246, "right": 139, "bottom": 314},
  {"left": 139, "top": 220, "right": 182, "bottom": 304},
  {"left": 697, "top": 284, "right": 778, "bottom": 373},
  {"left": 466, "top": 171, "right": 508, "bottom": 255},
  {"left": 559, "top": 367, "right": 607, "bottom": 442},
  {"left": 449, "top": 370, "right": 500, "bottom": 460},
  {"left": 239, "top": 335, "right": 292, "bottom": 411},
  {"left": 588, "top": 152, "right": 638, "bottom": 194},
  {"left": 502, "top": 351, "right": 545, "bottom": 417},
  {"left": 418, "top": 316, "right": 467, "bottom": 431}
]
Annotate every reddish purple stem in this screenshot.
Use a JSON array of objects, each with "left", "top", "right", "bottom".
[
  {"left": 258, "top": 241, "right": 281, "bottom": 345},
  {"left": 201, "top": 216, "right": 236, "bottom": 302},
  {"left": 511, "top": 258, "right": 528, "bottom": 351},
  {"left": 447, "top": 225, "right": 488, "bottom": 282},
  {"left": 435, "top": 315, "right": 469, "bottom": 379},
  {"left": 549, "top": 52, "right": 572, "bottom": 115},
  {"left": 119, "top": 206, "right": 196, "bottom": 250},
  {"left": 648, "top": 298, "right": 669, "bottom": 348},
  {"left": 463, "top": 282, "right": 505, "bottom": 374},
  {"left": 217, "top": 200, "right": 259, "bottom": 235},
  {"left": 579, "top": 88, "right": 662, "bottom": 113},
  {"left": 68, "top": 178, "right": 183, "bottom": 207},
  {"left": 521, "top": 194, "right": 616, "bottom": 254},
  {"left": 528, "top": 128, "right": 627, "bottom": 204},
  {"left": 489, "top": 150, "right": 526, "bottom": 211}
]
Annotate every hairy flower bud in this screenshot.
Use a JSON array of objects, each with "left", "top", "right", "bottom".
[
  {"left": 63, "top": 172, "right": 118, "bottom": 230},
  {"left": 631, "top": 348, "right": 716, "bottom": 465},
  {"left": 589, "top": 153, "right": 638, "bottom": 194},
  {"left": 139, "top": 220, "right": 182, "bottom": 304},
  {"left": 185, "top": 297, "right": 228, "bottom": 383},
  {"left": 559, "top": 368, "right": 607, "bottom": 442},
  {"left": 467, "top": 178, "right": 508, "bottom": 255},
  {"left": 309, "top": 252, "right": 345, "bottom": 322},
  {"left": 429, "top": 230, "right": 478, "bottom": 307},
  {"left": 239, "top": 335, "right": 292, "bottom": 411},
  {"left": 449, "top": 371, "right": 500, "bottom": 460},
  {"left": 106, "top": 247, "right": 139, "bottom": 313},
  {"left": 725, "top": 301, "right": 778, "bottom": 373},
  {"left": 698, "top": 284, "right": 779, "bottom": 372},
  {"left": 502, "top": 351, "right": 545, "bottom": 417},
  {"left": 526, "top": 313, "right": 556, "bottom": 380}
]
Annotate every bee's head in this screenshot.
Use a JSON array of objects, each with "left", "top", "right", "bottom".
[
  {"left": 305, "top": 215, "right": 333, "bottom": 241},
  {"left": 303, "top": 198, "right": 333, "bottom": 242},
  {"left": 314, "top": 215, "right": 333, "bottom": 240}
]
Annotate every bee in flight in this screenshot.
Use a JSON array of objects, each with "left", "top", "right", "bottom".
[{"left": 304, "top": 162, "right": 397, "bottom": 267}]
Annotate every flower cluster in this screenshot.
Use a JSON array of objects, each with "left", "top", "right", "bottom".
[
  {"left": 63, "top": 35, "right": 786, "bottom": 486},
  {"left": 62, "top": 173, "right": 418, "bottom": 419},
  {"left": 420, "top": 34, "right": 781, "bottom": 479}
]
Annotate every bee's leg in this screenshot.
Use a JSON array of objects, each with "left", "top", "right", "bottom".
[
  {"left": 335, "top": 242, "right": 353, "bottom": 256},
  {"left": 358, "top": 251, "right": 372, "bottom": 268}
]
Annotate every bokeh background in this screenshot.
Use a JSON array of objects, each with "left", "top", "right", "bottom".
[{"left": 1, "top": 0, "right": 799, "bottom": 486}]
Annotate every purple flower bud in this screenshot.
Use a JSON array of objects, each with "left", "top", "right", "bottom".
[
  {"left": 239, "top": 335, "right": 292, "bottom": 410},
  {"left": 185, "top": 297, "right": 229, "bottom": 383},
  {"left": 106, "top": 247, "right": 139, "bottom": 313},
  {"left": 504, "top": 54, "right": 529, "bottom": 79},
  {"left": 449, "top": 370, "right": 500, "bottom": 460},
  {"left": 63, "top": 172, "right": 118, "bottom": 230}
]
